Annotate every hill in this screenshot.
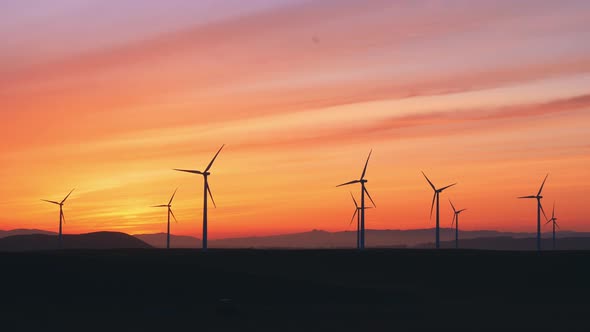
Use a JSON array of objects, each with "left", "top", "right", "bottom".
[
  {"left": 134, "top": 233, "right": 201, "bottom": 248},
  {"left": 203, "top": 228, "right": 590, "bottom": 249},
  {"left": 0, "top": 232, "right": 152, "bottom": 251},
  {"left": 0, "top": 229, "right": 57, "bottom": 238}
]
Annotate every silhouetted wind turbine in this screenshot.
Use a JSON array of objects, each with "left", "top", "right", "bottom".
[
  {"left": 349, "top": 193, "right": 373, "bottom": 249},
  {"left": 422, "top": 172, "right": 456, "bottom": 249},
  {"left": 153, "top": 188, "right": 179, "bottom": 249},
  {"left": 174, "top": 145, "right": 224, "bottom": 251},
  {"left": 518, "top": 174, "right": 549, "bottom": 252},
  {"left": 545, "top": 201, "right": 559, "bottom": 250},
  {"left": 337, "top": 150, "right": 376, "bottom": 250},
  {"left": 449, "top": 200, "right": 466, "bottom": 249},
  {"left": 41, "top": 189, "right": 75, "bottom": 249}
]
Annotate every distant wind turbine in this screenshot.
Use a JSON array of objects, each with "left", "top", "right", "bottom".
[
  {"left": 349, "top": 192, "right": 373, "bottom": 249},
  {"left": 449, "top": 200, "right": 466, "bottom": 249},
  {"left": 422, "top": 172, "right": 456, "bottom": 249},
  {"left": 518, "top": 174, "right": 549, "bottom": 252},
  {"left": 337, "top": 150, "right": 376, "bottom": 250},
  {"left": 41, "top": 189, "right": 75, "bottom": 249},
  {"left": 153, "top": 188, "right": 179, "bottom": 249},
  {"left": 174, "top": 145, "right": 224, "bottom": 251},
  {"left": 545, "top": 201, "right": 559, "bottom": 250}
]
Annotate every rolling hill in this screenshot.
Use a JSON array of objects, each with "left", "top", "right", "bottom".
[{"left": 0, "top": 232, "right": 152, "bottom": 251}]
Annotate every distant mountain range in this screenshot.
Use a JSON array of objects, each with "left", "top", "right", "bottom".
[
  {"left": 416, "top": 236, "right": 590, "bottom": 251},
  {"left": 2, "top": 228, "right": 590, "bottom": 251},
  {"left": 0, "top": 232, "right": 151, "bottom": 251},
  {"left": 135, "top": 228, "right": 590, "bottom": 250}
]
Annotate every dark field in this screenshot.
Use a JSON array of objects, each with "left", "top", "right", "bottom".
[{"left": 2, "top": 250, "right": 589, "bottom": 331}]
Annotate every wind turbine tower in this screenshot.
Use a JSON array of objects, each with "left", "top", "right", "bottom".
[
  {"left": 337, "top": 150, "right": 376, "bottom": 250},
  {"left": 41, "top": 189, "right": 75, "bottom": 249},
  {"left": 449, "top": 200, "right": 466, "bottom": 249},
  {"left": 349, "top": 193, "right": 373, "bottom": 249},
  {"left": 545, "top": 201, "right": 560, "bottom": 250},
  {"left": 422, "top": 172, "right": 456, "bottom": 249},
  {"left": 174, "top": 145, "right": 224, "bottom": 251},
  {"left": 518, "top": 174, "right": 549, "bottom": 252},
  {"left": 153, "top": 188, "right": 179, "bottom": 249}
]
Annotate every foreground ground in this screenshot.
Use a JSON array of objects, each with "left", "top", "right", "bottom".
[{"left": 1, "top": 249, "right": 589, "bottom": 331}]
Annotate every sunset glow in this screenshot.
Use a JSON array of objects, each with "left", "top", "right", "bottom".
[{"left": 1, "top": 0, "right": 589, "bottom": 238}]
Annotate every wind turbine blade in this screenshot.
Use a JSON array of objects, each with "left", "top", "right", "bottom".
[
  {"left": 170, "top": 209, "right": 178, "bottom": 223},
  {"left": 360, "top": 150, "right": 372, "bottom": 180},
  {"left": 174, "top": 169, "right": 203, "bottom": 175},
  {"left": 152, "top": 205, "right": 168, "bottom": 208},
  {"left": 61, "top": 210, "right": 66, "bottom": 224},
  {"left": 449, "top": 199, "right": 457, "bottom": 213},
  {"left": 555, "top": 222, "right": 560, "bottom": 229},
  {"left": 207, "top": 183, "right": 217, "bottom": 208},
  {"left": 337, "top": 180, "right": 360, "bottom": 187},
  {"left": 518, "top": 196, "right": 536, "bottom": 199},
  {"left": 421, "top": 171, "right": 436, "bottom": 190},
  {"left": 61, "top": 189, "right": 75, "bottom": 204},
  {"left": 439, "top": 183, "right": 457, "bottom": 192},
  {"left": 430, "top": 193, "right": 436, "bottom": 219},
  {"left": 41, "top": 199, "right": 60, "bottom": 205},
  {"left": 169, "top": 188, "right": 179, "bottom": 205},
  {"left": 451, "top": 214, "right": 455, "bottom": 227},
  {"left": 537, "top": 173, "right": 549, "bottom": 196},
  {"left": 205, "top": 144, "right": 225, "bottom": 172},
  {"left": 539, "top": 201, "right": 548, "bottom": 221},
  {"left": 350, "top": 192, "right": 359, "bottom": 209},
  {"left": 551, "top": 201, "right": 555, "bottom": 219},
  {"left": 349, "top": 209, "right": 358, "bottom": 226},
  {"left": 458, "top": 209, "right": 467, "bottom": 213},
  {"left": 545, "top": 219, "right": 552, "bottom": 225},
  {"left": 364, "top": 187, "right": 376, "bottom": 208}
]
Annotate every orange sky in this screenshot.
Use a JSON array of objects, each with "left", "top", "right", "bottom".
[{"left": 1, "top": 0, "right": 589, "bottom": 238}]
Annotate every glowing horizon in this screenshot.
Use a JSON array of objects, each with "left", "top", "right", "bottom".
[{"left": 1, "top": 0, "right": 589, "bottom": 238}]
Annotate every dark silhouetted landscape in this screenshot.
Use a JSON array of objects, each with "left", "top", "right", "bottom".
[{"left": 2, "top": 249, "right": 589, "bottom": 331}]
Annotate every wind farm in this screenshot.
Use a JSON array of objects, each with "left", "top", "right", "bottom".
[{"left": 2, "top": 1, "right": 590, "bottom": 331}]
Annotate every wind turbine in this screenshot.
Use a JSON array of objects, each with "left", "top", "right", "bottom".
[
  {"left": 41, "top": 189, "right": 75, "bottom": 249},
  {"left": 449, "top": 200, "right": 466, "bottom": 249},
  {"left": 349, "top": 193, "right": 373, "bottom": 249},
  {"left": 422, "top": 172, "right": 456, "bottom": 249},
  {"left": 153, "top": 188, "right": 179, "bottom": 249},
  {"left": 518, "top": 174, "right": 549, "bottom": 252},
  {"left": 174, "top": 145, "right": 224, "bottom": 251},
  {"left": 545, "top": 201, "right": 559, "bottom": 250},
  {"left": 337, "top": 150, "right": 376, "bottom": 250}
]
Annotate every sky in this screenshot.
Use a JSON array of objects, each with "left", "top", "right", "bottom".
[{"left": 0, "top": 0, "right": 589, "bottom": 238}]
